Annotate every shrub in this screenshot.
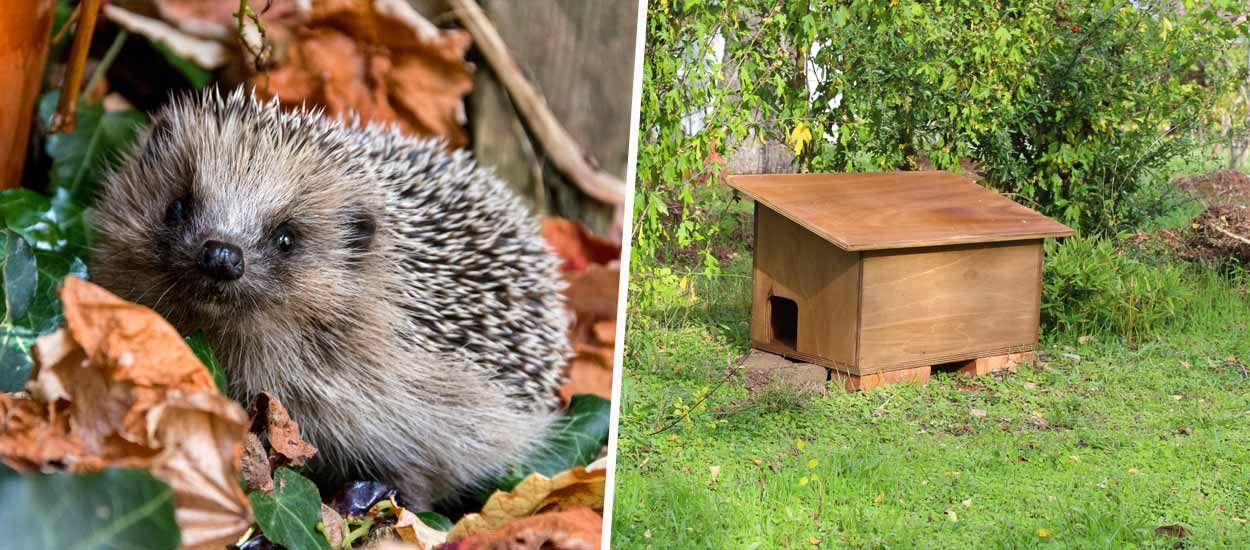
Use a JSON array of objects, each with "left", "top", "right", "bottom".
[
  {"left": 1042, "top": 236, "right": 1192, "bottom": 342},
  {"left": 635, "top": 0, "right": 1250, "bottom": 271}
]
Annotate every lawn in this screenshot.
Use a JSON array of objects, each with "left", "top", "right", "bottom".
[{"left": 611, "top": 200, "right": 1250, "bottom": 549}]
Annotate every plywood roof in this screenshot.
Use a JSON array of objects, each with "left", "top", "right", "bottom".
[{"left": 727, "top": 171, "right": 1074, "bottom": 251}]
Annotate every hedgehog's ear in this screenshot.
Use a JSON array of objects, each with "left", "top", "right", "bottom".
[{"left": 343, "top": 205, "right": 377, "bottom": 257}]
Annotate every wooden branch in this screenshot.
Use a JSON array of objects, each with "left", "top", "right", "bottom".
[
  {"left": 51, "top": 0, "right": 102, "bottom": 133},
  {"left": 450, "top": 0, "right": 626, "bottom": 206}
]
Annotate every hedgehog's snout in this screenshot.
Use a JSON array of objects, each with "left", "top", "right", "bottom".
[{"left": 199, "top": 240, "right": 245, "bottom": 281}]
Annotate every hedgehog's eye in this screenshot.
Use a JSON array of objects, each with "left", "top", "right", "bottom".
[
  {"left": 164, "top": 196, "right": 189, "bottom": 226},
  {"left": 272, "top": 224, "right": 296, "bottom": 253}
]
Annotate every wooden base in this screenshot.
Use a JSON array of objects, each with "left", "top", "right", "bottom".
[
  {"left": 825, "top": 351, "right": 1035, "bottom": 392},
  {"left": 830, "top": 365, "right": 931, "bottom": 392},
  {"left": 952, "top": 352, "right": 1035, "bottom": 377}
]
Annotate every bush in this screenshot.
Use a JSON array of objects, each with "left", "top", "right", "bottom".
[
  {"left": 1042, "top": 236, "right": 1192, "bottom": 342},
  {"left": 635, "top": 0, "right": 1250, "bottom": 269}
]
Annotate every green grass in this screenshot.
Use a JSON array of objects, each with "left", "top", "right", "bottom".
[{"left": 613, "top": 232, "right": 1250, "bottom": 548}]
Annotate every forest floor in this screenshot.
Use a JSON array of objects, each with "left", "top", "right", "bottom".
[{"left": 611, "top": 176, "right": 1250, "bottom": 549}]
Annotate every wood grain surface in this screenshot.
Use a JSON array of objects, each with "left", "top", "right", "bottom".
[
  {"left": 728, "top": 172, "right": 1075, "bottom": 251},
  {"left": 856, "top": 241, "right": 1043, "bottom": 372},
  {"left": 750, "top": 205, "right": 860, "bottom": 366}
]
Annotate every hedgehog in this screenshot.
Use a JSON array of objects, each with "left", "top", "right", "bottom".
[{"left": 88, "top": 88, "right": 570, "bottom": 508}]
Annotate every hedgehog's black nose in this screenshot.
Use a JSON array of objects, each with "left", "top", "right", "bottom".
[{"left": 199, "top": 240, "right": 245, "bottom": 281}]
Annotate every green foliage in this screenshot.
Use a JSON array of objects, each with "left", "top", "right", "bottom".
[
  {"left": 150, "top": 40, "right": 214, "bottom": 90},
  {"left": 478, "top": 394, "right": 611, "bottom": 497},
  {"left": 0, "top": 189, "right": 91, "bottom": 391},
  {"left": 0, "top": 466, "right": 180, "bottom": 550},
  {"left": 1041, "top": 236, "right": 1191, "bottom": 342},
  {"left": 186, "top": 331, "right": 228, "bottom": 394},
  {"left": 38, "top": 92, "right": 147, "bottom": 209},
  {"left": 0, "top": 93, "right": 147, "bottom": 390},
  {"left": 635, "top": 0, "right": 1250, "bottom": 273},
  {"left": 249, "top": 468, "right": 331, "bottom": 550},
  {"left": 414, "top": 512, "right": 453, "bottom": 532}
]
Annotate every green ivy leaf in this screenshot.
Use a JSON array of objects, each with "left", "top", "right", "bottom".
[
  {"left": 249, "top": 468, "right": 330, "bottom": 550},
  {"left": 150, "top": 40, "right": 213, "bottom": 90},
  {"left": 39, "top": 91, "right": 147, "bottom": 209},
  {"left": 3, "top": 232, "right": 38, "bottom": 321},
  {"left": 476, "top": 394, "right": 610, "bottom": 498},
  {"left": 415, "top": 511, "right": 454, "bottom": 532},
  {"left": 0, "top": 466, "right": 180, "bottom": 550},
  {"left": 0, "top": 189, "right": 59, "bottom": 250},
  {"left": 186, "top": 331, "right": 228, "bottom": 394},
  {"left": 0, "top": 324, "right": 37, "bottom": 392}
]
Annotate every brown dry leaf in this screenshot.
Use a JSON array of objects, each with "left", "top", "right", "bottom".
[
  {"left": 252, "top": 0, "right": 473, "bottom": 146},
  {"left": 249, "top": 391, "right": 318, "bottom": 466},
  {"left": 393, "top": 505, "right": 448, "bottom": 549},
  {"left": 558, "top": 264, "right": 619, "bottom": 403},
  {"left": 441, "top": 507, "right": 602, "bottom": 550},
  {"left": 241, "top": 432, "right": 274, "bottom": 493},
  {"left": 591, "top": 321, "right": 616, "bottom": 346},
  {"left": 103, "top": 4, "right": 227, "bottom": 68},
  {"left": 541, "top": 218, "right": 621, "bottom": 275},
  {"left": 558, "top": 356, "right": 614, "bottom": 404},
  {"left": 153, "top": 0, "right": 302, "bottom": 41},
  {"left": 448, "top": 457, "right": 607, "bottom": 542},
  {"left": 546, "top": 218, "right": 620, "bottom": 404},
  {"left": 0, "top": 277, "right": 252, "bottom": 548},
  {"left": 146, "top": 392, "right": 252, "bottom": 549},
  {"left": 322, "top": 503, "right": 347, "bottom": 548},
  {"left": 1155, "top": 524, "right": 1191, "bottom": 538}
]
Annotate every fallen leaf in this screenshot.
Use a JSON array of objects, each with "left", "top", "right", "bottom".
[
  {"left": 145, "top": 391, "right": 252, "bottom": 548},
  {"left": 440, "top": 507, "right": 601, "bottom": 550},
  {"left": 394, "top": 505, "right": 448, "bottom": 549},
  {"left": 1037, "top": 528, "right": 1053, "bottom": 538},
  {"left": 0, "top": 467, "right": 180, "bottom": 549},
  {"left": 592, "top": 321, "right": 616, "bottom": 346},
  {"left": 449, "top": 457, "right": 607, "bottom": 541},
  {"left": 103, "top": 4, "right": 227, "bottom": 68},
  {"left": 249, "top": 391, "right": 318, "bottom": 466},
  {"left": 969, "top": 408, "right": 987, "bottom": 419},
  {"left": 558, "top": 356, "right": 614, "bottom": 403},
  {"left": 560, "top": 263, "right": 620, "bottom": 404},
  {"left": 0, "top": 277, "right": 251, "bottom": 548},
  {"left": 154, "top": 0, "right": 301, "bottom": 41},
  {"left": 321, "top": 504, "right": 346, "bottom": 548},
  {"left": 252, "top": 0, "right": 473, "bottom": 146},
  {"left": 249, "top": 467, "right": 329, "bottom": 550},
  {"left": 1155, "top": 524, "right": 1190, "bottom": 538},
  {"left": 541, "top": 218, "right": 621, "bottom": 274},
  {"left": 241, "top": 432, "right": 274, "bottom": 493}
]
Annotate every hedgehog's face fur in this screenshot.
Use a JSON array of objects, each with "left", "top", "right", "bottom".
[{"left": 90, "top": 91, "right": 387, "bottom": 333}]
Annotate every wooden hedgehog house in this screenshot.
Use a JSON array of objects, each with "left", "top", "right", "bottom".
[{"left": 728, "top": 171, "right": 1074, "bottom": 390}]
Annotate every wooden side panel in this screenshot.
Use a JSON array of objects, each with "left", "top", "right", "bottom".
[
  {"left": 857, "top": 241, "right": 1042, "bottom": 372},
  {"left": 750, "top": 205, "right": 859, "bottom": 366}
]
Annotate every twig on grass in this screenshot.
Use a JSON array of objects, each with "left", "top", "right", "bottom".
[
  {"left": 449, "top": 0, "right": 626, "bottom": 207},
  {"left": 648, "top": 359, "right": 738, "bottom": 436}
]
